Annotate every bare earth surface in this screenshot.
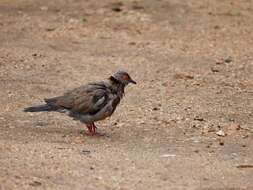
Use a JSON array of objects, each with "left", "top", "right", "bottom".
[{"left": 0, "top": 0, "right": 253, "bottom": 189}]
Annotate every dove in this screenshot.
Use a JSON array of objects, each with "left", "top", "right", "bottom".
[{"left": 24, "top": 70, "right": 136, "bottom": 135}]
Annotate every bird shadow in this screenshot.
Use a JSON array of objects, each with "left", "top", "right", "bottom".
[{"left": 9, "top": 122, "right": 111, "bottom": 145}]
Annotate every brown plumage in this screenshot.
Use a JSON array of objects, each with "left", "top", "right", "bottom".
[{"left": 24, "top": 70, "right": 136, "bottom": 135}]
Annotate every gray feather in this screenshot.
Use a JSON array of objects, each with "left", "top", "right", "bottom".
[
  {"left": 24, "top": 104, "right": 56, "bottom": 112},
  {"left": 24, "top": 71, "right": 135, "bottom": 126}
]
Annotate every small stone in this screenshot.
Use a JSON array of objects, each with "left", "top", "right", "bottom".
[
  {"left": 216, "top": 130, "right": 226, "bottom": 137},
  {"left": 194, "top": 116, "right": 204, "bottom": 121},
  {"left": 81, "top": 150, "right": 91, "bottom": 155},
  {"left": 215, "top": 61, "right": 224, "bottom": 65},
  {"left": 45, "top": 27, "right": 56, "bottom": 32},
  {"left": 218, "top": 139, "right": 224, "bottom": 146},
  {"left": 29, "top": 181, "right": 42, "bottom": 187},
  {"left": 152, "top": 107, "right": 159, "bottom": 111},
  {"left": 224, "top": 57, "right": 232, "bottom": 63},
  {"left": 112, "top": 7, "right": 122, "bottom": 12},
  {"left": 211, "top": 67, "right": 219, "bottom": 72},
  {"left": 160, "top": 154, "right": 176, "bottom": 158}
]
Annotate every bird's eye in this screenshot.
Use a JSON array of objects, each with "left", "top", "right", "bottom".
[{"left": 122, "top": 75, "right": 129, "bottom": 80}]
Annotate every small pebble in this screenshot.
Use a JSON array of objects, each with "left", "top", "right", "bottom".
[
  {"left": 216, "top": 130, "right": 226, "bottom": 137},
  {"left": 219, "top": 140, "right": 224, "bottom": 146},
  {"left": 224, "top": 57, "right": 232, "bottom": 63},
  {"left": 29, "top": 181, "right": 42, "bottom": 187},
  {"left": 81, "top": 150, "right": 91, "bottom": 155},
  {"left": 194, "top": 116, "right": 204, "bottom": 122},
  {"left": 211, "top": 67, "right": 219, "bottom": 72},
  {"left": 90, "top": 166, "right": 95, "bottom": 170}
]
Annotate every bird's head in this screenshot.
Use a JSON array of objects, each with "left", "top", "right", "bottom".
[{"left": 110, "top": 70, "right": 136, "bottom": 85}]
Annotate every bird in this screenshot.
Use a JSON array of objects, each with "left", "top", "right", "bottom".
[{"left": 24, "top": 70, "right": 136, "bottom": 135}]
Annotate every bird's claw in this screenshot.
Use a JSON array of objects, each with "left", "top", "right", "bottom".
[{"left": 86, "top": 123, "right": 97, "bottom": 136}]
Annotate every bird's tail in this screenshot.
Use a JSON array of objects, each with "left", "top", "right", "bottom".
[{"left": 24, "top": 104, "right": 57, "bottom": 112}]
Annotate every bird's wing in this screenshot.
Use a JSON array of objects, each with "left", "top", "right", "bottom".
[{"left": 52, "top": 82, "right": 109, "bottom": 114}]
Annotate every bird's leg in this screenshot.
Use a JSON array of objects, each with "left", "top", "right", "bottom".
[
  {"left": 91, "top": 123, "right": 106, "bottom": 137},
  {"left": 91, "top": 123, "right": 97, "bottom": 134},
  {"left": 86, "top": 124, "right": 93, "bottom": 134},
  {"left": 84, "top": 123, "right": 99, "bottom": 136},
  {"left": 91, "top": 123, "right": 96, "bottom": 134}
]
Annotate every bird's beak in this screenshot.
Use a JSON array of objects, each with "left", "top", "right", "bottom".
[{"left": 129, "top": 79, "right": 137, "bottom": 84}]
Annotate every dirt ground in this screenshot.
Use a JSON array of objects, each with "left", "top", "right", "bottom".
[{"left": 0, "top": 0, "right": 253, "bottom": 189}]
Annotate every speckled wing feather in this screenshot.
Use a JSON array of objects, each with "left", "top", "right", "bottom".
[{"left": 45, "top": 82, "right": 109, "bottom": 114}]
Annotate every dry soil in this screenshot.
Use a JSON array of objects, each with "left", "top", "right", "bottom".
[{"left": 0, "top": 0, "right": 253, "bottom": 190}]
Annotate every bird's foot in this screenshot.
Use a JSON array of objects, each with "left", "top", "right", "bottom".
[
  {"left": 85, "top": 123, "right": 107, "bottom": 137},
  {"left": 91, "top": 123, "right": 97, "bottom": 134},
  {"left": 86, "top": 124, "right": 94, "bottom": 135},
  {"left": 86, "top": 123, "right": 98, "bottom": 136}
]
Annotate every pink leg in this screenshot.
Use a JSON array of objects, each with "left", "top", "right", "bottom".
[
  {"left": 85, "top": 123, "right": 101, "bottom": 136},
  {"left": 91, "top": 123, "right": 97, "bottom": 134},
  {"left": 86, "top": 124, "right": 93, "bottom": 134}
]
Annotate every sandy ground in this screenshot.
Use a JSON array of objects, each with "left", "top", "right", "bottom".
[{"left": 0, "top": 0, "right": 253, "bottom": 189}]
